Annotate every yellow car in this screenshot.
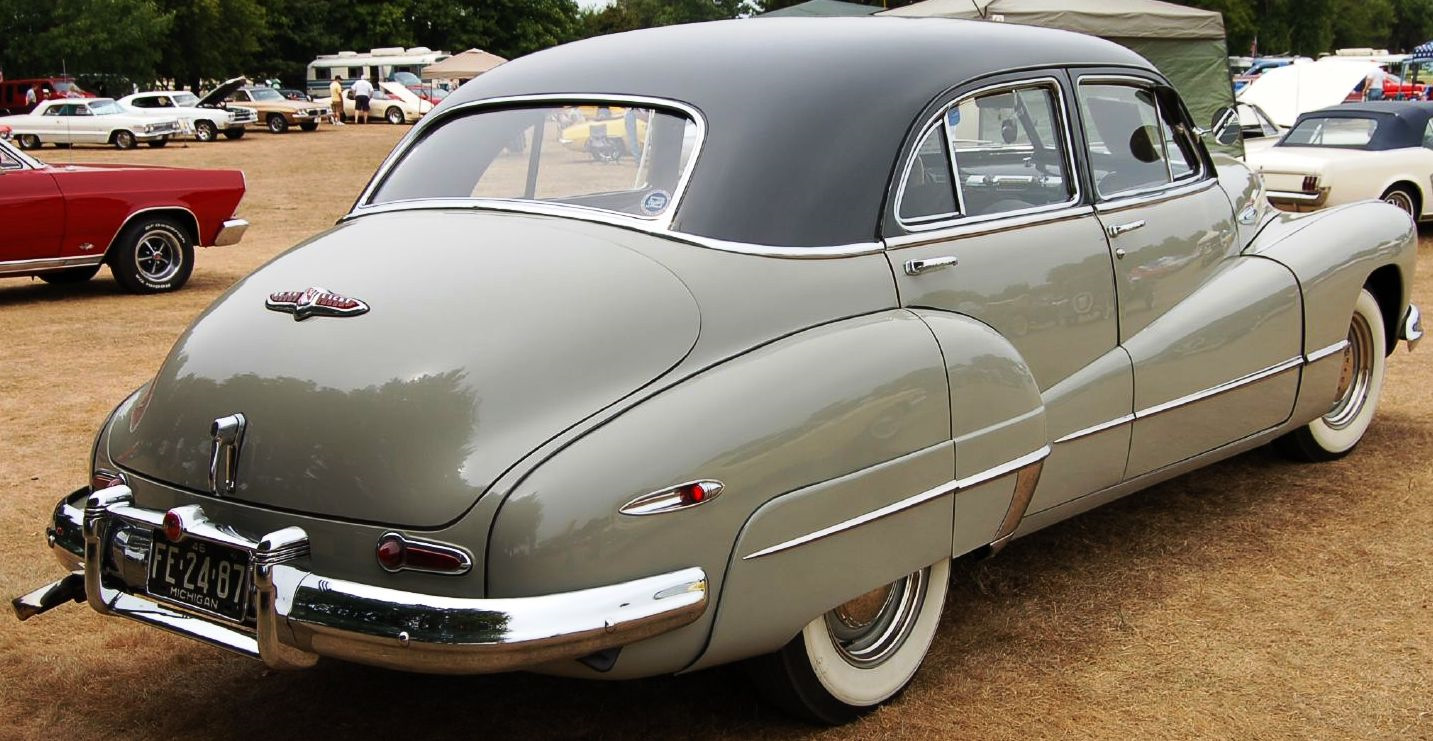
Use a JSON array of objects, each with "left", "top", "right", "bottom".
[{"left": 559, "top": 113, "right": 648, "bottom": 160}]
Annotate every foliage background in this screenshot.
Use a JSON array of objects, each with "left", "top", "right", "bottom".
[{"left": 2, "top": 0, "right": 1432, "bottom": 92}]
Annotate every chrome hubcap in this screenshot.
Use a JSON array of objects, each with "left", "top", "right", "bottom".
[
  {"left": 1384, "top": 192, "right": 1414, "bottom": 215},
  {"left": 1325, "top": 313, "right": 1374, "bottom": 430},
  {"left": 134, "top": 230, "right": 182, "bottom": 282},
  {"left": 823, "top": 568, "right": 927, "bottom": 668}
]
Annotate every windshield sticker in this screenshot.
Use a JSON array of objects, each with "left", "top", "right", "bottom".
[{"left": 641, "top": 189, "right": 671, "bottom": 215}]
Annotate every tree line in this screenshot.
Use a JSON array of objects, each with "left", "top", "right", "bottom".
[{"left": 5, "top": 0, "right": 1433, "bottom": 94}]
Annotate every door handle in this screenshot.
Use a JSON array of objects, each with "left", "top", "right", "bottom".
[
  {"left": 903, "top": 255, "right": 959, "bottom": 276},
  {"left": 1105, "top": 220, "right": 1146, "bottom": 238}
]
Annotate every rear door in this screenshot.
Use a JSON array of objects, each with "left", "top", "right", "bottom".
[{"left": 1073, "top": 74, "right": 1302, "bottom": 478}]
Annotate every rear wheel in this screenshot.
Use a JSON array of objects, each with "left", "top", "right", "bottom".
[
  {"left": 194, "top": 120, "right": 217, "bottom": 142},
  {"left": 108, "top": 217, "right": 194, "bottom": 293},
  {"left": 1381, "top": 186, "right": 1417, "bottom": 218},
  {"left": 38, "top": 265, "right": 101, "bottom": 285},
  {"left": 17, "top": 134, "right": 40, "bottom": 149},
  {"left": 112, "top": 130, "right": 136, "bottom": 150},
  {"left": 222, "top": 129, "right": 245, "bottom": 140},
  {"left": 747, "top": 559, "right": 950, "bottom": 725},
  {"left": 266, "top": 114, "right": 288, "bottom": 133},
  {"left": 385, "top": 106, "right": 404, "bottom": 125},
  {"left": 1274, "top": 288, "right": 1387, "bottom": 461}
]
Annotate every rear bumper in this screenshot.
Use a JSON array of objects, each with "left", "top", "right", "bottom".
[
  {"left": 13, "top": 486, "right": 708, "bottom": 674},
  {"left": 212, "top": 218, "right": 248, "bottom": 247},
  {"left": 1265, "top": 188, "right": 1329, "bottom": 210}
]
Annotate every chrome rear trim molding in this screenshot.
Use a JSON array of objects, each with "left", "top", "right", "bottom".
[
  {"left": 1054, "top": 414, "right": 1135, "bottom": 444},
  {"left": 742, "top": 446, "right": 1051, "bottom": 561},
  {"left": 0, "top": 255, "right": 105, "bottom": 276},
  {"left": 1135, "top": 356, "right": 1303, "bottom": 420}
]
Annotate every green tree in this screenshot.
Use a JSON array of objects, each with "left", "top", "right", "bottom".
[
  {"left": 581, "top": 0, "right": 749, "bottom": 36},
  {"left": 0, "top": 0, "right": 172, "bottom": 84},
  {"left": 156, "top": 0, "right": 268, "bottom": 91}
]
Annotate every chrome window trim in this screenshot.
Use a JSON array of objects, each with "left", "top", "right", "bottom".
[
  {"left": 354, "top": 93, "right": 708, "bottom": 232},
  {"left": 0, "top": 255, "right": 105, "bottom": 276},
  {"left": 742, "top": 446, "right": 1051, "bottom": 561},
  {"left": 893, "top": 76, "right": 1082, "bottom": 234},
  {"left": 343, "top": 199, "right": 884, "bottom": 259},
  {"left": 1094, "top": 178, "right": 1217, "bottom": 215},
  {"left": 885, "top": 204, "right": 1093, "bottom": 250},
  {"left": 1074, "top": 74, "right": 1211, "bottom": 203}
]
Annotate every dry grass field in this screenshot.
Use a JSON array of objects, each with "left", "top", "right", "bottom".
[{"left": 1, "top": 124, "right": 1430, "bottom": 740}]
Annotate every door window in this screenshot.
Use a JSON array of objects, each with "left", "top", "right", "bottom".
[
  {"left": 896, "top": 125, "right": 958, "bottom": 223},
  {"left": 946, "top": 84, "right": 1075, "bottom": 217},
  {"left": 1078, "top": 84, "right": 1170, "bottom": 197}
]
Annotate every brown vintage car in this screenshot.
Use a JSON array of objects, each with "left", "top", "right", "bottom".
[{"left": 204, "top": 81, "right": 328, "bottom": 133}]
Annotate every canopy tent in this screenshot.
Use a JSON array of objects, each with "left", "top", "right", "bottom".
[
  {"left": 420, "top": 49, "right": 507, "bottom": 80},
  {"left": 880, "top": 0, "right": 1239, "bottom": 156},
  {"left": 758, "top": 0, "right": 880, "bottom": 17}
]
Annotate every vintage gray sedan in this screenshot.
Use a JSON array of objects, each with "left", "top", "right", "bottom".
[{"left": 11, "top": 18, "right": 1422, "bottom": 725}]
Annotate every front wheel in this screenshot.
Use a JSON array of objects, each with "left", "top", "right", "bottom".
[
  {"left": 266, "top": 114, "right": 288, "bottom": 133},
  {"left": 747, "top": 559, "right": 950, "bottom": 725},
  {"left": 112, "top": 130, "right": 136, "bottom": 150},
  {"left": 194, "top": 120, "right": 217, "bottom": 142},
  {"left": 386, "top": 106, "right": 404, "bottom": 125},
  {"left": 17, "top": 134, "right": 40, "bottom": 149},
  {"left": 1274, "top": 288, "right": 1387, "bottom": 461},
  {"left": 108, "top": 217, "right": 194, "bottom": 293}
]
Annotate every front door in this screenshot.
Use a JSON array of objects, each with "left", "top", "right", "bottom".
[
  {"left": 1073, "top": 76, "right": 1302, "bottom": 478},
  {"left": 885, "top": 74, "right": 1131, "bottom": 516},
  {"left": 0, "top": 144, "right": 65, "bottom": 261}
]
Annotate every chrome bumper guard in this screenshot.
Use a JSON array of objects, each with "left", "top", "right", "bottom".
[
  {"left": 212, "top": 218, "right": 248, "bottom": 247},
  {"left": 1401, "top": 304, "right": 1422, "bottom": 351},
  {"left": 1265, "top": 188, "right": 1329, "bottom": 207},
  {"left": 16, "top": 486, "right": 709, "bottom": 674}
]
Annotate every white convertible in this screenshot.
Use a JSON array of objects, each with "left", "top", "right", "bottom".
[
  {"left": 0, "top": 98, "right": 181, "bottom": 150},
  {"left": 119, "top": 86, "right": 256, "bottom": 142},
  {"left": 1247, "top": 101, "right": 1433, "bottom": 219},
  {"left": 342, "top": 81, "right": 433, "bottom": 124}
]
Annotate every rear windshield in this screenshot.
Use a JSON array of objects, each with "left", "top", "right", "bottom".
[
  {"left": 1280, "top": 116, "right": 1379, "bottom": 148},
  {"left": 368, "top": 104, "right": 698, "bottom": 220}
]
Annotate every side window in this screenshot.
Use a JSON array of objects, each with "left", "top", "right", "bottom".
[
  {"left": 947, "top": 84, "right": 1074, "bottom": 217},
  {"left": 0, "top": 147, "right": 23, "bottom": 170},
  {"left": 42, "top": 105, "right": 61, "bottom": 116},
  {"left": 1423, "top": 119, "right": 1433, "bottom": 150},
  {"left": 897, "top": 125, "right": 958, "bottom": 223},
  {"left": 1078, "top": 83, "right": 1171, "bottom": 197},
  {"left": 131, "top": 97, "right": 154, "bottom": 109}
]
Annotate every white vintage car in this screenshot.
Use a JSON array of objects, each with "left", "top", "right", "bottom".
[
  {"left": 119, "top": 87, "right": 256, "bottom": 142},
  {"left": 0, "top": 98, "right": 181, "bottom": 150},
  {"left": 342, "top": 81, "right": 433, "bottom": 124},
  {"left": 1246, "top": 101, "right": 1433, "bottom": 218}
]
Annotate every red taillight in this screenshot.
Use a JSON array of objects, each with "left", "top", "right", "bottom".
[
  {"left": 162, "top": 511, "right": 184, "bottom": 542},
  {"left": 375, "top": 533, "right": 471, "bottom": 575},
  {"left": 1302, "top": 175, "right": 1319, "bottom": 192},
  {"left": 91, "top": 469, "right": 126, "bottom": 491},
  {"left": 680, "top": 482, "right": 707, "bottom": 505}
]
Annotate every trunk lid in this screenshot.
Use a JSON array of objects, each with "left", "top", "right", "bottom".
[{"left": 109, "top": 210, "right": 700, "bottom": 527}]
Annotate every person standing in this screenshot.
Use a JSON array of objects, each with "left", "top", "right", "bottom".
[
  {"left": 330, "top": 75, "right": 345, "bottom": 125},
  {"left": 24, "top": 83, "right": 39, "bottom": 110},
  {"left": 351, "top": 76, "right": 374, "bottom": 124}
]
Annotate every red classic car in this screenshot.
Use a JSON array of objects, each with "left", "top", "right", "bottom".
[{"left": 0, "top": 136, "right": 247, "bottom": 292}]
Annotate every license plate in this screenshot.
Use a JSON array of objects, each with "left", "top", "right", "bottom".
[{"left": 147, "top": 535, "right": 251, "bottom": 622}]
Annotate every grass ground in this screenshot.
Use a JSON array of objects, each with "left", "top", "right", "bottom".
[{"left": 0, "top": 124, "right": 1429, "bottom": 739}]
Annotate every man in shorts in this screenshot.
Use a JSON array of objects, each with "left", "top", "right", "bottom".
[
  {"left": 329, "top": 75, "right": 345, "bottom": 125},
  {"left": 351, "top": 76, "right": 374, "bottom": 124}
]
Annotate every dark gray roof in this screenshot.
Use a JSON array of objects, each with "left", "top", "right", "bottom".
[
  {"left": 1288, "top": 101, "right": 1433, "bottom": 151},
  {"left": 439, "top": 18, "right": 1154, "bottom": 246}
]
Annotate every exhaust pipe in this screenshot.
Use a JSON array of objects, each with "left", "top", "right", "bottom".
[{"left": 12, "top": 573, "right": 86, "bottom": 621}]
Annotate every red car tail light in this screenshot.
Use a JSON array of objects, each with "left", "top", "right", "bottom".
[
  {"left": 375, "top": 533, "right": 472, "bottom": 575},
  {"left": 1302, "top": 175, "right": 1319, "bottom": 192}
]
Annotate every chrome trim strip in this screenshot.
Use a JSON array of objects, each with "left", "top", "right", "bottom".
[
  {"left": 742, "top": 446, "right": 1051, "bottom": 561},
  {"left": 884, "top": 205, "right": 1093, "bottom": 250},
  {"left": 345, "top": 199, "right": 884, "bottom": 259},
  {"left": 72, "top": 487, "right": 709, "bottom": 674},
  {"left": 1054, "top": 414, "right": 1135, "bottom": 444},
  {"left": 0, "top": 254, "right": 105, "bottom": 276},
  {"left": 1265, "top": 189, "right": 1327, "bottom": 203},
  {"left": 1135, "top": 356, "right": 1303, "bottom": 419},
  {"left": 212, "top": 218, "right": 248, "bottom": 247},
  {"left": 355, "top": 93, "right": 707, "bottom": 233},
  {"left": 893, "top": 76, "right": 1082, "bottom": 234},
  {"left": 1094, "top": 177, "right": 1217, "bottom": 214},
  {"left": 1305, "top": 339, "right": 1350, "bottom": 364}
]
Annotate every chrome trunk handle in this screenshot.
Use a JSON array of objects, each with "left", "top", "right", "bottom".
[{"left": 903, "top": 255, "right": 959, "bottom": 276}]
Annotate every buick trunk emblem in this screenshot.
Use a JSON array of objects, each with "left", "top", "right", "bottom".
[
  {"left": 266, "top": 287, "right": 369, "bottom": 321},
  {"left": 209, "top": 414, "right": 246, "bottom": 497}
]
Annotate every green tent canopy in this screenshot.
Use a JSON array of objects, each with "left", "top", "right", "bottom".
[
  {"left": 880, "top": 0, "right": 1240, "bottom": 156},
  {"left": 759, "top": 0, "right": 880, "bottom": 17}
]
